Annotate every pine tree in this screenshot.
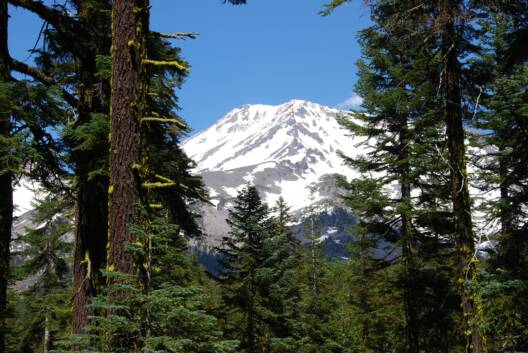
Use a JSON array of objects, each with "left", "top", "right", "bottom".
[
  {"left": 5, "top": 0, "right": 111, "bottom": 333},
  {"left": 326, "top": 1, "right": 492, "bottom": 350},
  {"left": 265, "top": 197, "right": 303, "bottom": 352},
  {"left": 469, "top": 10, "right": 528, "bottom": 352},
  {"left": 58, "top": 213, "right": 237, "bottom": 353},
  {"left": 436, "top": 2, "right": 483, "bottom": 349},
  {"left": 7, "top": 0, "right": 239, "bottom": 338},
  {"left": 8, "top": 192, "right": 72, "bottom": 353},
  {"left": 68, "top": 0, "right": 112, "bottom": 334},
  {"left": 294, "top": 193, "right": 340, "bottom": 353},
  {"left": 216, "top": 185, "right": 273, "bottom": 353},
  {"left": 330, "top": 1, "right": 463, "bottom": 351},
  {"left": 0, "top": 3, "right": 66, "bottom": 350}
]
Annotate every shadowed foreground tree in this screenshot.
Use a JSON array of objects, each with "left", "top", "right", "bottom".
[{"left": 0, "top": 2, "right": 13, "bottom": 352}]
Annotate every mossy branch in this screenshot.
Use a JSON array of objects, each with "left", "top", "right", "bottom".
[
  {"left": 140, "top": 116, "right": 187, "bottom": 129},
  {"left": 142, "top": 174, "right": 177, "bottom": 189},
  {"left": 142, "top": 59, "right": 188, "bottom": 72},
  {"left": 142, "top": 181, "right": 176, "bottom": 189},
  {"left": 152, "top": 31, "right": 198, "bottom": 40}
]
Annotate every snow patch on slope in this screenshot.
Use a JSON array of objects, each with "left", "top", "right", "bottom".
[{"left": 13, "top": 179, "right": 40, "bottom": 217}]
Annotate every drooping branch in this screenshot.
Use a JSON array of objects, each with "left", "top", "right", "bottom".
[{"left": 11, "top": 59, "right": 78, "bottom": 107}]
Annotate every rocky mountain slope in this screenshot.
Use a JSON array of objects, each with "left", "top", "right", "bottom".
[{"left": 183, "top": 99, "right": 364, "bottom": 249}]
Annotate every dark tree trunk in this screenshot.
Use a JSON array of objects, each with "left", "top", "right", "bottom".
[
  {"left": 106, "top": 1, "right": 148, "bottom": 348},
  {"left": 108, "top": 0, "right": 147, "bottom": 277},
  {"left": 0, "top": 1, "right": 12, "bottom": 352},
  {"left": 71, "top": 2, "right": 110, "bottom": 334},
  {"left": 0, "top": 168, "right": 11, "bottom": 353},
  {"left": 72, "top": 172, "right": 108, "bottom": 333},
  {"left": 440, "top": 1, "right": 483, "bottom": 352}
]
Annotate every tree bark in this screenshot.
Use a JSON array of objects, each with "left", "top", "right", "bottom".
[
  {"left": 108, "top": 0, "right": 147, "bottom": 277},
  {"left": 0, "top": 1, "right": 12, "bottom": 352},
  {"left": 440, "top": 1, "right": 484, "bottom": 352},
  {"left": 72, "top": 176, "right": 108, "bottom": 333},
  {"left": 71, "top": 1, "right": 111, "bottom": 334}
]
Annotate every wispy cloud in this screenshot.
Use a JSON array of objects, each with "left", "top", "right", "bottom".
[{"left": 337, "top": 93, "right": 364, "bottom": 109}]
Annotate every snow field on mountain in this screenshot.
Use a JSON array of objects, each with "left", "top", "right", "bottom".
[{"left": 183, "top": 99, "right": 365, "bottom": 212}]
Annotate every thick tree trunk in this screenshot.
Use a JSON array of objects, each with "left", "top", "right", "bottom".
[
  {"left": 107, "top": 2, "right": 148, "bottom": 348},
  {"left": 0, "top": 1, "right": 12, "bottom": 352},
  {"left": 72, "top": 175, "right": 108, "bottom": 333},
  {"left": 108, "top": 0, "right": 147, "bottom": 277},
  {"left": 71, "top": 2, "right": 110, "bottom": 332},
  {"left": 440, "top": 1, "right": 484, "bottom": 352}
]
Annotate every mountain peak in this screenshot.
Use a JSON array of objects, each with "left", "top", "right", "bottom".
[
  {"left": 182, "top": 99, "right": 360, "bottom": 175},
  {"left": 282, "top": 99, "right": 314, "bottom": 106},
  {"left": 182, "top": 99, "right": 365, "bottom": 216}
]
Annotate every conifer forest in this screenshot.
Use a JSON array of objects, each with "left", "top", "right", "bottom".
[{"left": 1, "top": 1, "right": 528, "bottom": 352}]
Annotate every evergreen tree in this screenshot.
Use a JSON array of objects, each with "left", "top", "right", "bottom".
[
  {"left": 58, "top": 214, "right": 237, "bottom": 353},
  {"left": 1, "top": 2, "right": 70, "bottom": 349},
  {"left": 0, "top": 2, "right": 14, "bottom": 349},
  {"left": 264, "top": 197, "right": 303, "bottom": 352},
  {"left": 295, "top": 194, "right": 339, "bottom": 353},
  {"left": 68, "top": 0, "right": 112, "bottom": 334},
  {"left": 436, "top": 2, "right": 484, "bottom": 349},
  {"left": 7, "top": 0, "right": 241, "bottom": 338},
  {"left": 326, "top": 1, "right": 496, "bottom": 350},
  {"left": 7, "top": 192, "right": 72, "bottom": 353},
  {"left": 0, "top": 3, "right": 16, "bottom": 350},
  {"left": 329, "top": 1, "right": 462, "bottom": 351},
  {"left": 6, "top": 0, "right": 112, "bottom": 333},
  {"left": 5, "top": 0, "right": 205, "bottom": 335},
  {"left": 470, "top": 10, "right": 528, "bottom": 352},
  {"left": 216, "top": 185, "right": 273, "bottom": 353}
]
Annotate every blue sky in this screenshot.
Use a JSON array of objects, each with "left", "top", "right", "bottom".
[{"left": 8, "top": 0, "right": 371, "bottom": 134}]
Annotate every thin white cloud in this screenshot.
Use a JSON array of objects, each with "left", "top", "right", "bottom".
[{"left": 337, "top": 93, "right": 364, "bottom": 109}]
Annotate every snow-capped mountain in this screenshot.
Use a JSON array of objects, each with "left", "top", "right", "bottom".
[
  {"left": 183, "top": 99, "right": 362, "bottom": 247},
  {"left": 183, "top": 99, "right": 361, "bottom": 211}
]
